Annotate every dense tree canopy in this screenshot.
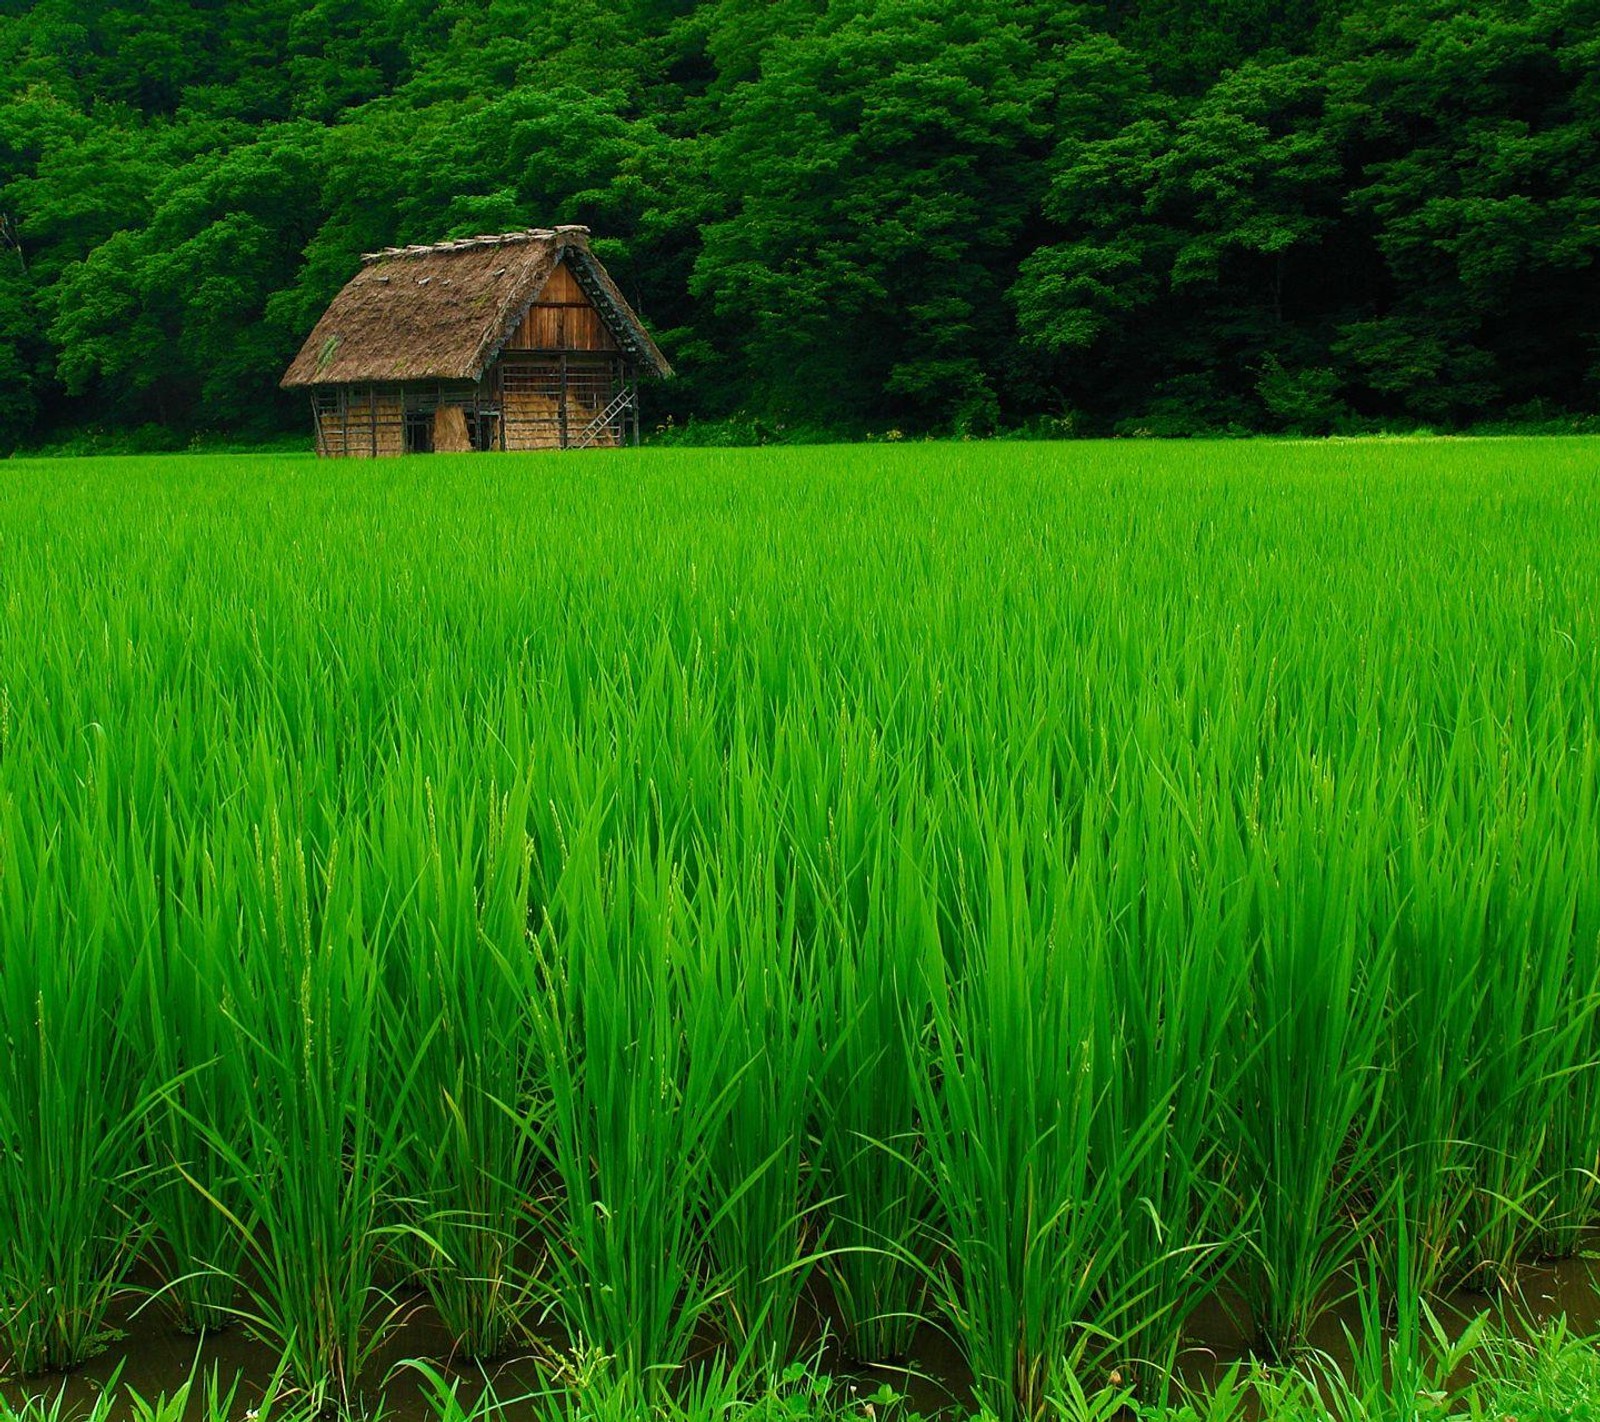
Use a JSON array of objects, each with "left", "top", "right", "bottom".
[{"left": 0, "top": 0, "right": 1595, "bottom": 447}]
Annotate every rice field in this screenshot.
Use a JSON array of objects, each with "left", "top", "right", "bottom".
[{"left": 0, "top": 438, "right": 1597, "bottom": 1420}]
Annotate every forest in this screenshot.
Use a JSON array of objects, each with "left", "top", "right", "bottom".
[{"left": 0, "top": 0, "right": 1596, "bottom": 448}]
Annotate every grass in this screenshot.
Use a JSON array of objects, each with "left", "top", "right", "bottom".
[
  {"left": 374, "top": 768, "right": 542, "bottom": 1359},
  {"left": 809, "top": 798, "right": 939, "bottom": 1365},
  {"left": 11, "top": 1316, "right": 1600, "bottom": 1422},
  {"left": 197, "top": 823, "right": 425, "bottom": 1415},
  {"left": 0, "top": 439, "right": 1596, "bottom": 1415},
  {"left": 0, "top": 801, "right": 145, "bottom": 1373},
  {"left": 524, "top": 828, "right": 745, "bottom": 1397}
]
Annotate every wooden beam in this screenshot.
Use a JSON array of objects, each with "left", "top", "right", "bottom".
[
  {"left": 487, "top": 360, "right": 503, "bottom": 451},
  {"left": 558, "top": 350, "right": 569, "bottom": 450}
]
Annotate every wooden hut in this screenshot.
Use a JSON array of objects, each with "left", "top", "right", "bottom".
[{"left": 280, "top": 225, "right": 671, "bottom": 455}]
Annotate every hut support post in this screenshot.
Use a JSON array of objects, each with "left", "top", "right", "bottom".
[
  {"left": 310, "top": 397, "right": 325, "bottom": 457},
  {"left": 341, "top": 389, "right": 349, "bottom": 457},
  {"left": 369, "top": 383, "right": 377, "bottom": 458},
  {"left": 558, "top": 352, "right": 569, "bottom": 449},
  {"left": 630, "top": 373, "right": 640, "bottom": 446}
]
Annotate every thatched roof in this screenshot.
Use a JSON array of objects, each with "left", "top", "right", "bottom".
[{"left": 281, "top": 226, "right": 672, "bottom": 388}]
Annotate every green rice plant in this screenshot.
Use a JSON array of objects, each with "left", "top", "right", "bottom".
[
  {"left": 1527, "top": 779, "right": 1600, "bottom": 1260},
  {"left": 133, "top": 826, "right": 251, "bottom": 1333},
  {"left": 520, "top": 819, "right": 743, "bottom": 1398},
  {"left": 0, "top": 795, "right": 147, "bottom": 1375},
  {"left": 1129, "top": 1314, "right": 1600, "bottom": 1422},
  {"left": 1234, "top": 771, "right": 1394, "bottom": 1357},
  {"left": 1387, "top": 599, "right": 1600, "bottom": 1287},
  {"left": 1532, "top": 977, "right": 1600, "bottom": 1258},
  {"left": 113, "top": 1355, "right": 250, "bottom": 1422},
  {"left": 0, "top": 439, "right": 1598, "bottom": 1416},
  {"left": 535, "top": 1348, "right": 668, "bottom": 1422},
  {"left": 195, "top": 820, "right": 425, "bottom": 1415},
  {"left": 1384, "top": 716, "right": 1600, "bottom": 1291},
  {"left": 1087, "top": 749, "right": 1255, "bottom": 1393},
  {"left": 1449, "top": 826, "right": 1572, "bottom": 1290},
  {"left": 913, "top": 823, "right": 1168, "bottom": 1422},
  {"left": 809, "top": 809, "right": 940, "bottom": 1364},
  {"left": 373, "top": 770, "right": 541, "bottom": 1359},
  {"left": 692, "top": 826, "right": 823, "bottom": 1375},
  {"left": 0, "top": 1384, "right": 114, "bottom": 1422},
  {"left": 1529, "top": 694, "right": 1600, "bottom": 1260},
  {"left": 1382, "top": 802, "right": 1494, "bottom": 1300}
]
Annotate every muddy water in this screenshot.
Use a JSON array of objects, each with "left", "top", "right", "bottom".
[{"left": 4, "top": 1250, "right": 1598, "bottom": 1420}]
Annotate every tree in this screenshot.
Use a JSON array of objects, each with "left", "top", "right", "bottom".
[
  {"left": 1016, "top": 53, "right": 1358, "bottom": 432},
  {"left": 48, "top": 124, "right": 325, "bottom": 431},
  {"left": 0, "top": 0, "right": 1595, "bottom": 444},
  {"left": 0, "top": 258, "right": 40, "bottom": 449},
  {"left": 1329, "top": 0, "right": 1600, "bottom": 421},
  {"left": 695, "top": 0, "right": 1106, "bottom": 431}
]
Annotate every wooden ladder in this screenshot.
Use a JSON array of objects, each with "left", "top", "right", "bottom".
[{"left": 568, "top": 387, "right": 634, "bottom": 450}]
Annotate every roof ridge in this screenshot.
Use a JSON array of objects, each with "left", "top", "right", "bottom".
[{"left": 360, "top": 225, "right": 589, "bottom": 265}]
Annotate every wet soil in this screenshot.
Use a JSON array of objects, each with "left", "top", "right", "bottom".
[{"left": 4, "top": 1248, "right": 1597, "bottom": 1420}]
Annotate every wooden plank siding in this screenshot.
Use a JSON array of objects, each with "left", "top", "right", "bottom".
[{"left": 504, "top": 261, "right": 619, "bottom": 353}]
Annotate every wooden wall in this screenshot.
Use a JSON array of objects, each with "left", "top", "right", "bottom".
[
  {"left": 505, "top": 261, "right": 619, "bottom": 353},
  {"left": 313, "top": 385, "right": 404, "bottom": 457}
]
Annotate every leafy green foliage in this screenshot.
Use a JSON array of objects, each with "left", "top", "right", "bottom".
[{"left": 0, "top": 0, "right": 1596, "bottom": 443}]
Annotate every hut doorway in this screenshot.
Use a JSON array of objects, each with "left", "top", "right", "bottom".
[
  {"left": 471, "top": 410, "right": 500, "bottom": 451},
  {"left": 404, "top": 409, "right": 434, "bottom": 454}
]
